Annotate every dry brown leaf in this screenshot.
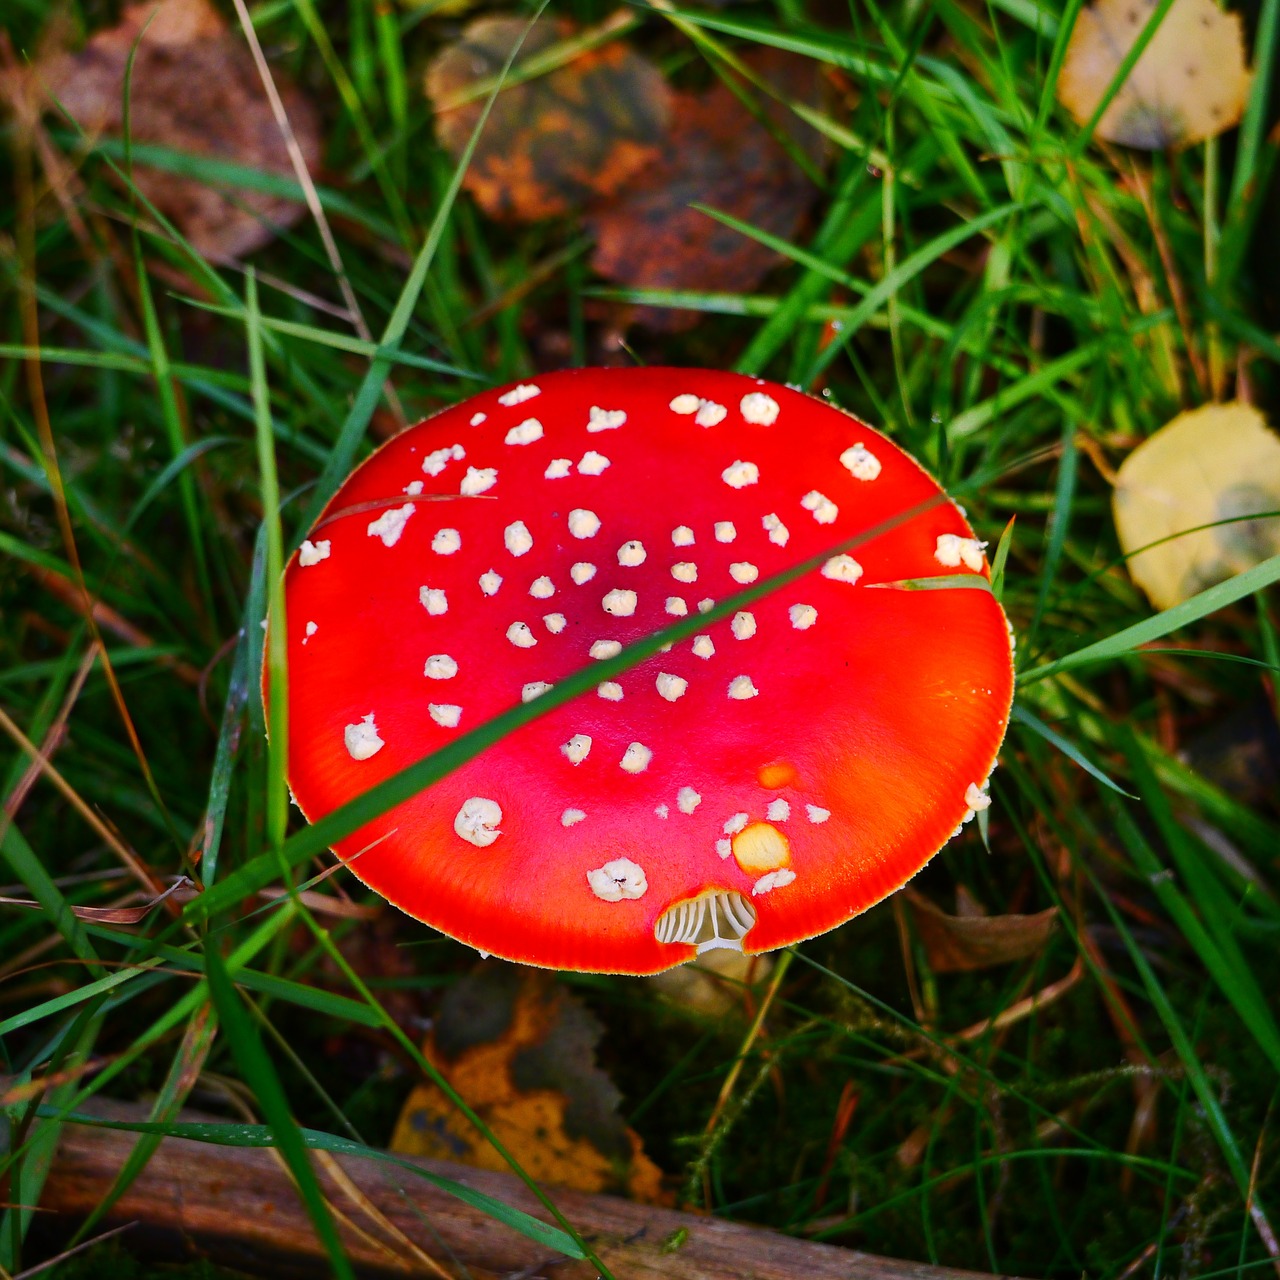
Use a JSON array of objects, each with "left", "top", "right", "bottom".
[
  {"left": 904, "top": 888, "right": 1058, "bottom": 973},
  {"left": 391, "top": 965, "right": 667, "bottom": 1203},
  {"left": 1113, "top": 402, "right": 1280, "bottom": 609},
  {"left": 589, "top": 50, "right": 824, "bottom": 330},
  {"left": 1058, "top": 0, "right": 1251, "bottom": 148},
  {"left": 0, "top": 876, "right": 193, "bottom": 924},
  {"left": 39, "top": 0, "right": 321, "bottom": 259},
  {"left": 425, "top": 14, "right": 671, "bottom": 222}
]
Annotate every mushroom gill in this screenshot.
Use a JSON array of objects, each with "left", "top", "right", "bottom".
[{"left": 654, "top": 889, "right": 757, "bottom": 954}]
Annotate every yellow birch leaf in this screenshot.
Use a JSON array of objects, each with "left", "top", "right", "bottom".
[
  {"left": 1058, "top": 0, "right": 1251, "bottom": 148},
  {"left": 1113, "top": 402, "right": 1280, "bottom": 609}
]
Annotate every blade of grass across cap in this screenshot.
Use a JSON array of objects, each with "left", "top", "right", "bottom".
[
  {"left": 186, "top": 489, "right": 955, "bottom": 923},
  {"left": 33, "top": 1108, "right": 587, "bottom": 1258},
  {"left": 1010, "top": 704, "right": 1134, "bottom": 796},
  {"left": 865, "top": 574, "right": 994, "bottom": 591},
  {"left": 298, "top": 2, "right": 551, "bottom": 534},
  {"left": 1020, "top": 553, "right": 1280, "bottom": 685}
]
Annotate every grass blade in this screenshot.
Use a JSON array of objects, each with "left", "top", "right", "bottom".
[
  {"left": 1020, "top": 554, "right": 1280, "bottom": 685},
  {"left": 203, "top": 942, "right": 355, "bottom": 1279}
]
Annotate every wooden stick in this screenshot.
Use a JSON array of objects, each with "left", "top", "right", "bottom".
[{"left": 32, "top": 1090, "right": 1014, "bottom": 1279}]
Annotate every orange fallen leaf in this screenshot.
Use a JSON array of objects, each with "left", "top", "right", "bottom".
[
  {"left": 904, "top": 888, "right": 1058, "bottom": 973},
  {"left": 1058, "top": 0, "right": 1251, "bottom": 148},
  {"left": 391, "top": 964, "right": 667, "bottom": 1203},
  {"left": 425, "top": 14, "right": 671, "bottom": 222},
  {"left": 39, "top": 0, "right": 321, "bottom": 259},
  {"left": 589, "top": 49, "right": 825, "bottom": 330}
]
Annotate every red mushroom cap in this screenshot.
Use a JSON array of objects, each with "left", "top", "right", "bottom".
[{"left": 273, "top": 368, "right": 1014, "bottom": 974}]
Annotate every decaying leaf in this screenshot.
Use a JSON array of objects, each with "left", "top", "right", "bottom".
[
  {"left": 425, "top": 15, "right": 671, "bottom": 222},
  {"left": 589, "top": 50, "right": 824, "bottom": 330},
  {"left": 1181, "top": 698, "right": 1280, "bottom": 806},
  {"left": 1113, "top": 402, "right": 1280, "bottom": 610},
  {"left": 391, "top": 965, "right": 667, "bottom": 1203},
  {"left": 39, "top": 0, "right": 321, "bottom": 259},
  {"left": 1058, "top": 0, "right": 1251, "bottom": 149},
  {"left": 904, "top": 888, "right": 1058, "bottom": 973}
]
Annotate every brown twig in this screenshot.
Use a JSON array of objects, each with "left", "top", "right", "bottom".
[{"left": 28, "top": 1085, "right": 1019, "bottom": 1280}]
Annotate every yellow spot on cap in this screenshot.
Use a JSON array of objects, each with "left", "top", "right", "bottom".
[
  {"left": 731, "top": 823, "right": 791, "bottom": 876},
  {"left": 757, "top": 762, "right": 798, "bottom": 790}
]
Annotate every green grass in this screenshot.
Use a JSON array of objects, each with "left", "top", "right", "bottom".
[{"left": 2, "top": 0, "right": 1279, "bottom": 1275}]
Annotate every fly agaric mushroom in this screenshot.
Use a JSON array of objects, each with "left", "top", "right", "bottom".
[{"left": 271, "top": 368, "right": 1014, "bottom": 974}]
